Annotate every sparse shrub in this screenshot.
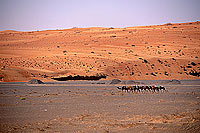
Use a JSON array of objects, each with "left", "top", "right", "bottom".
[
  {"left": 186, "top": 65, "right": 192, "bottom": 68},
  {"left": 165, "top": 23, "right": 172, "bottom": 26},
  {"left": 191, "top": 62, "right": 196, "bottom": 66},
  {"left": 143, "top": 59, "right": 148, "bottom": 63},
  {"left": 128, "top": 50, "right": 133, "bottom": 53},
  {"left": 189, "top": 71, "right": 200, "bottom": 77},
  {"left": 75, "top": 31, "right": 81, "bottom": 34},
  {"left": 164, "top": 71, "right": 169, "bottom": 76},
  {"left": 151, "top": 73, "right": 156, "bottom": 76},
  {"left": 110, "top": 35, "right": 116, "bottom": 38}
]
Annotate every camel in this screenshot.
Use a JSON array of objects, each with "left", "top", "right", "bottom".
[{"left": 117, "top": 85, "right": 166, "bottom": 93}]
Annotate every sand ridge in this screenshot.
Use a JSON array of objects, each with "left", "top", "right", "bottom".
[{"left": 0, "top": 22, "right": 200, "bottom": 82}]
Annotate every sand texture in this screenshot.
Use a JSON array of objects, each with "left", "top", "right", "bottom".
[{"left": 0, "top": 22, "right": 200, "bottom": 82}]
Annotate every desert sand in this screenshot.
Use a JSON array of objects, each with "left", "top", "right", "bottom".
[
  {"left": 0, "top": 22, "right": 200, "bottom": 132},
  {"left": 0, "top": 22, "right": 200, "bottom": 82}
]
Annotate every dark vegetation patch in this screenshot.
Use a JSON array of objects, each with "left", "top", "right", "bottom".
[
  {"left": 164, "top": 71, "right": 169, "bottom": 76},
  {"left": 186, "top": 65, "right": 192, "bottom": 68},
  {"left": 189, "top": 71, "right": 200, "bottom": 77},
  {"left": 158, "top": 59, "right": 163, "bottom": 64},
  {"left": 52, "top": 74, "right": 106, "bottom": 81},
  {"left": 143, "top": 59, "right": 148, "bottom": 63},
  {"left": 164, "top": 23, "right": 172, "bottom": 26},
  {"left": 63, "top": 50, "right": 67, "bottom": 55},
  {"left": 110, "top": 35, "right": 116, "bottom": 38},
  {"left": 191, "top": 62, "right": 196, "bottom": 66},
  {"left": 172, "top": 58, "right": 176, "bottom": 61},
  {"left": 150, "top": 72, "right": 156, "bottom": 76},
  {"left": 109, "top": 27, "right": 114, "bottom": 29}
]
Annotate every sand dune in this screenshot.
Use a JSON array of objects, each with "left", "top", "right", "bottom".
[{"left": 0, "top": 22, "right": 200, "bottom": 82}]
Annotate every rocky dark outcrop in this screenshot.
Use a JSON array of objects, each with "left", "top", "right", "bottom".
[
  {"left": 110, "top": 79, "right": 121, "bottom": 84},
  {"left": 168, "top": 79, "right": 181, "bottom": 84},
  {"left": 27, "top": 79, "right": 44, "bottom": 84}
]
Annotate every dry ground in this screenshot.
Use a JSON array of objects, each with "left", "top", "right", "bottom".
[{"left": 0, "top": 80, "right": 200, "bottom": 132}]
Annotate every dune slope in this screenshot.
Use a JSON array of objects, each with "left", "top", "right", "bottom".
[{"left": 0, "top": 22, "right": 200, "bottom": 82}]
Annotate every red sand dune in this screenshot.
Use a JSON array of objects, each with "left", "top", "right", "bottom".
[{"left": 0, "top": 22, "right": 200, "bottom": 82}]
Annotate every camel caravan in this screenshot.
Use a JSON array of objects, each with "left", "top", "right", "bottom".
[{"left": 117, "top": 85, "right": 166, "bottom": 93}]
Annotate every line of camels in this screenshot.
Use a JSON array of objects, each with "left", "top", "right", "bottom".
[{"left": 117, "top": 85, "right": 166, "bottom": 93}]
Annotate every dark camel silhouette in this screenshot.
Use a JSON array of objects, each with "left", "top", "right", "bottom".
[{"left": 117, "top": 85, "right": 166, "bottom": 93}]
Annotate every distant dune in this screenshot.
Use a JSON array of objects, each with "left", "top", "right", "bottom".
[{"left": 0, "top": 22, "right": 200, "bottom": 82}]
